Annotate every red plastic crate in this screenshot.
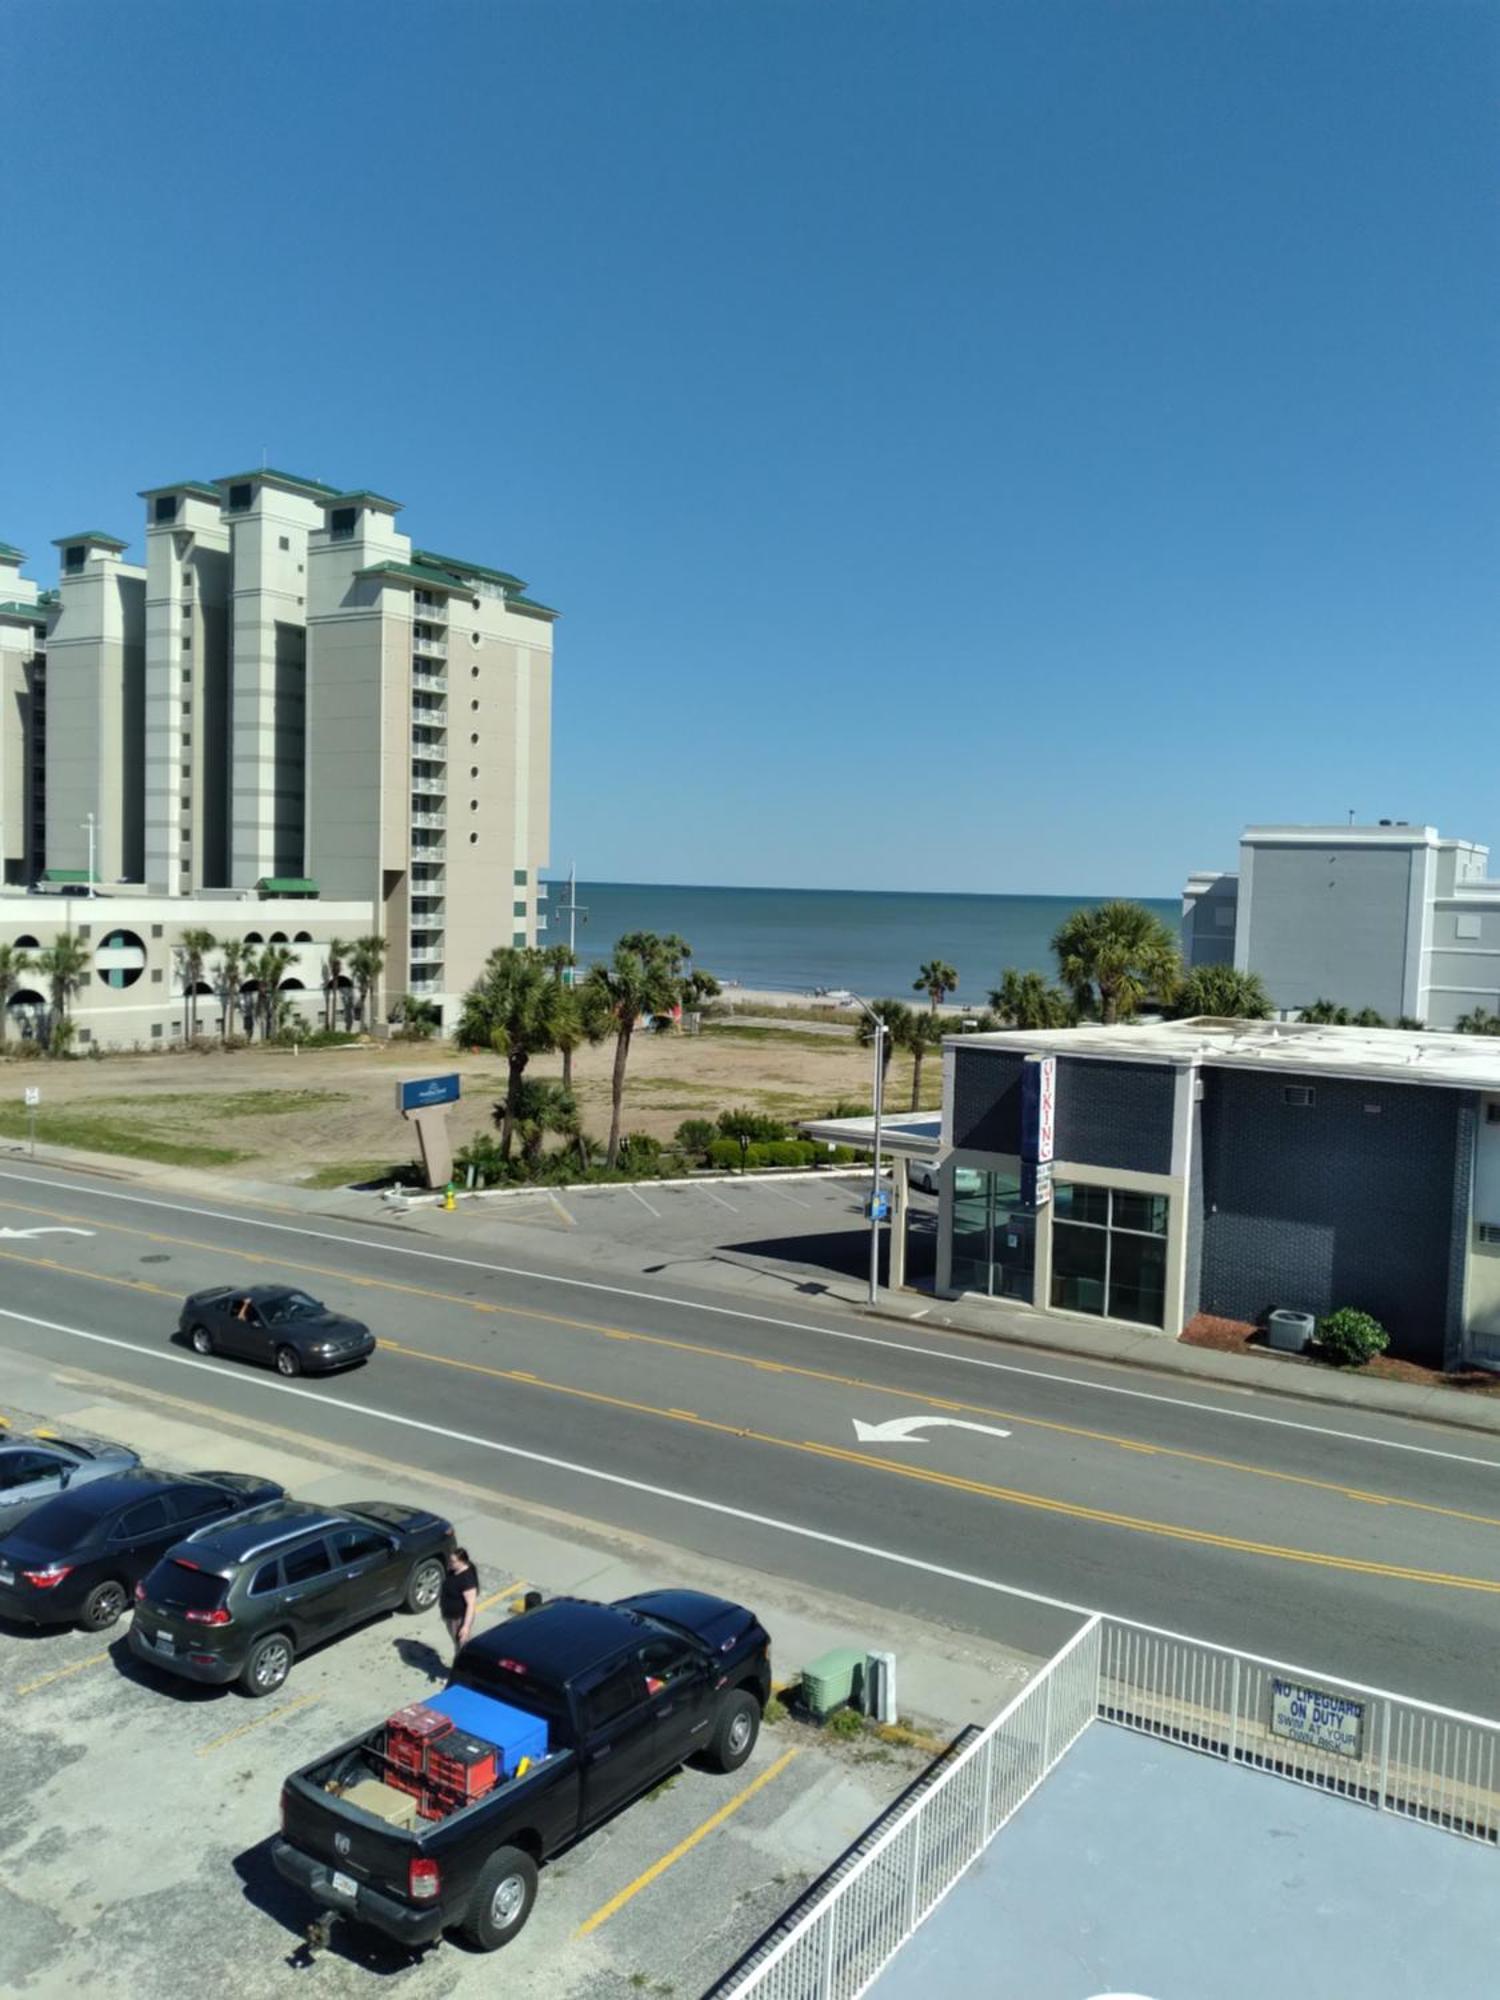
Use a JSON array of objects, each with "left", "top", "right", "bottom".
[
  {"left": 385, "top": 1765, "right": 424, "bottom": 1804},
  {"left": 426, "top": 1731, "right": 500, "bottom": 1800},
  {"left": 385, "top": 1704, "right": 453, "bottom": 1778}
]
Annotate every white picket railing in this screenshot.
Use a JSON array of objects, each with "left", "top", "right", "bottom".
[{"left": 716, "top": 1613, "right": 1500, "bottom": 2000}]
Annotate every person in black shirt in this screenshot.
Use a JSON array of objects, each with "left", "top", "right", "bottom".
[{"left": 440, "top": 1546, "right": 479, "bottom": 1661}]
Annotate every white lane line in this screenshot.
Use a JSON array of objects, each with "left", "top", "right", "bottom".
[
  {"left": 2, "top": 1167, "right": 1496, "bottom": 1473},
  {"left": 761, "top": 1182, "right": 813, "bottom": 1210},
  {"left": 627, "top": 1186, "right": 661, "bottom": 1219},
  {"left": 699, "top": 1185, "right": 738, "bottom": 1213},
  {"left": 0, "top": 1305, "right": 1094, "bottom": 1623}
]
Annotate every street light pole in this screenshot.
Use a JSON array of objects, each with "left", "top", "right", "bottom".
[
  {"left": 82, "top": 812, "right": 96, "bottom": 898},
  {"left": 847, "top": 993, "right": 888, "bottom": 1307}
]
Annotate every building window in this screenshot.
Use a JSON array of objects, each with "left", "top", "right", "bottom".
[
  {"left": 154, "top": 495, "right": 178, "bottom": 524},
  {"left": 514, "top": 869, "right": 528, "bottom": 885},
  {"left": 279, "top": 535, "right": 291, "bottom": 552},
  {"left": 181, "top": 634, "right": 192, "bottom": 649},
  {"left": 152, "top": 1024, "right": 163, "bottom": 1038},
  {"left": 471, "top": 699, "right": 479, "bottom": 712},
  {"left": 329, "top": 507, "right": 357, "bottom": 539},
  {"left": 1282, "top": 1086, "right": 1315, "bottom": 1108},
  {"left": 1051, "top": 1183, "right": 1169, "bottom": 1328},
  {"left": 1487, "top": 1105, "right": 1500, "bottom": 1125},
  {"left": 513, "top": 901, "right": 527, "bottom": 918},
  {"left": 65, "top": 546, "right": 86, "bottom": 573},
  {"left": 470, "top": 734, "right": 479, "bottom": 746},
  {"left": 227, "top": 483, "right": 253, "bottom": 512},
  {"left": 469, "top": 833, "right": 478, "bottom": 845},
  {"left": 951, "top": 1171, "right": 1034, "bottom": 1303},
  {"left": 94, "top": 928, "right": 148, "bottom": 990}
]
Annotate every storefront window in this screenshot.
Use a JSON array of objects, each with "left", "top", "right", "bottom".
[
  {"left": 950, "top": 1171, "right": 1033, "bottom": 1303},
  {"left": 1051, "top": 1183, "right": 1169, "bottom": 1327}
]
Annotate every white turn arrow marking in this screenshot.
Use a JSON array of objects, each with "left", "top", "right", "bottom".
[
  {"left": 0, "top": 1226, "right": 95, "bottom": 1240},
  {"left": 852, "top": 1414, "right": 1011, "bottom": 1446}
]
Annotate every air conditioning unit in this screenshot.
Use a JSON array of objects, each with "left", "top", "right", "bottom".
[{"left": 800, "top": 1647, "right": 865, "bottom": 1719}]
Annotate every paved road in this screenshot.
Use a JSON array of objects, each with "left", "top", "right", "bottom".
[{"left": 2, "top": 1161, "right": 1498, "bottom": 1715}]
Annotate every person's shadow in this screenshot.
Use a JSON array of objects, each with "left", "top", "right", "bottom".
[{"left": 392, "top": 1635, "right": 449, "bottom": 1685}]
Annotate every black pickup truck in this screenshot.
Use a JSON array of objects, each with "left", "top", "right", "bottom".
[{"left": 273, "top": 1589, "right": 771, "bottom": 1952}]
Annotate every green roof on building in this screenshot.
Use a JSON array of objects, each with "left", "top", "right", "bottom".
[
  {"left": 52, "top": 531, "right": 128, "bottom": 550},
  {"left": 215, "top": 467, "right": 344, "bottom": 499},
  {"left": 333, "top": 489, "right": 404, "bottom": 511},
  {"left": 412, "top": 549, "right": 527, "bottom": 591},
  {"left": 138, "top": 480, "right": 222, "bottom": 502},
  {"left": 42, "top": 868, "right": 100, "bottom": 884},
  {"left": 0, "top": 600, "right": 48, "bottom": 625},
  {"left": 355, "top": 559, "right": 467, "bottom": 594},
  {"left": 257, "top": 876, "right": 320, "bottom": 896},
  {"left": 0, "top": 541, "right": 24, "bottom": 561},
  {"left": 505, "top": 594, "right": 559, "bottom": 621}
]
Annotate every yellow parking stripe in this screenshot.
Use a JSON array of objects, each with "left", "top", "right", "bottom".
[
  {"left": 17, "top": 1650, "right": 111, "bottom": 1696},
  {"left": 196, "top": 1689, "right": 321, "bottom": 1756},
  {"left": 576, "top": 1746, "right": 802, "bottom": 1935}
]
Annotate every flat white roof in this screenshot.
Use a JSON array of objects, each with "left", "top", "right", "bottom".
[
  {"left": 954, "top": 1017, "right": 1500, "bottom": 1093},
  {"left": 1241, "top": 822, "right": 1487, "bottom": 853},
  {"left": 801, "top": 1112, "right": 942, "bottom": 1157}
]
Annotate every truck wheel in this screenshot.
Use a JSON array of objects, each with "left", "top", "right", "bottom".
[
  {"left": 241, "top": 1632, "right": 294, "bottom": 1697},
  {"left": 704, "top": 1689, "right": 761, "bottom": 1773},
  {"left": 189, "top": 1324, "right": 215, "bottom": 1356},
  {"left": 459, "top": 1845, "right": 538, "bottom": 1951},
  {"left": 404, "top": 1557, "right": 445, "bottom": 1613}
]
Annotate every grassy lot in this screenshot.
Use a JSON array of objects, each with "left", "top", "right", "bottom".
[
  {"left": 702, "top": 1023, "right": 859, "bottom": 1052},
  {"left": 0, "top": 1088, "right": 351, "bottom": 1173}
]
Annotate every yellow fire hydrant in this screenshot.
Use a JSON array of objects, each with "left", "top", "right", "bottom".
[{"left": 443, "top": 1184, "right": 456, "bottom": 1212}]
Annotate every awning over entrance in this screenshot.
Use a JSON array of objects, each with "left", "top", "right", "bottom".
[{"left": 799, "top": 1111, "right": 942, "bottom": 1158}]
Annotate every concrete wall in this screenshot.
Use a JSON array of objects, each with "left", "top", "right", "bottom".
[
  {"left": 1470, "top": 1096, "right": 1500, "bottom": 1344},
  {"left": 1197, "top": 1067, "right": 1464, "bottom": 1366},
  {"left": 1237, "top": 837, "right": 1418, "bottom": 1020},
  {"left": 144, "top": 496, "right": 232, "bottom": 895},
  {"left": 1425, "top": 897, "right": 1500, "bottom": 1031},
  {"left": 0, "top": 614, "right": 44, "bottom": 885},
  {"left": 1053, "top": 1058, "right": 1176, "bottom": 1174},
  {"left": 45, "top": 555, "right": 146, "bottom": 882}
]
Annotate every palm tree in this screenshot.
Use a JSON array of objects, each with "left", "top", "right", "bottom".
[
  {"left": 253, "top": 945, "right": 295, "bottom": 1041},
  {"left": 582, "top": 932, "right": 690, "bottom": 1168},
  {"left": 914, "top": 960, "right": 958, "bottom": 1014},
  {"left": 0, "top": 940, "right": 35, "bottom": 1046},
  {"left": 987, "top": 969, "right": 1074, "bottom": 1030},
  {"left": 1171, "top": 964, "right": 1273, "bottom": 1021},
  {"left": 855, "top": 998, "right": 915, "bottom": 1093},
  {"left": 348, "top": 935, "right": 386, "bottom": 1033},
  {"left": 906, "top": 1010, "right": 944, "bottom": 1111},
  {"left": 459, "top": 947, "right": 576, "bottom": 1157},
  {"left": 1298, "top": 998, "right": 1353, "bottom": 1025},
  {"left": 506, "top": 1079, "right": 581, "bottom": 1169},
  {"left": 1456, "top": 1005, "right": 1500, "bottom": 1037},
  {"left": 214, "top": 941, "right": 245, "bottom": 1043},
  {"left": 34, "top": 934, "right": 89, "bottom": 1048},
  {"left": 1051, "top": 901, "right": 1180, "bottom": 1025},
  {"left": 175, "top": 927, "right": 217, "bottom": 1041},
  {"left": 541, "top": 943, "right": 577, "bottom": 987},
  {"left": 322, "top": 937, "right": 352, "bottom": 1032}
]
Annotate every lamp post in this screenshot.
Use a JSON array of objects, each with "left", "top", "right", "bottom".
[
  {"left": 848, "top": 994, "right": 888, "bottom": 1306},
  {"left": 82, "top": 812, "right": 97, "bottom": 899}
]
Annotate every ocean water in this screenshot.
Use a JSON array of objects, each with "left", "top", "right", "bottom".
[{"left": 543, "top": 881, "right": 1180, "bottom": 1004}]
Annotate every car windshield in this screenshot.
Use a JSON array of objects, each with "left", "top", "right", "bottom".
[
  {"left": 147, "top": 1558, "right": 229, "bottom": 1611},
  {"left": 263, "top": 1293, "right": 324, "bottom": 1326}
]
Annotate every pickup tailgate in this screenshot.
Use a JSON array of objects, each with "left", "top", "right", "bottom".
[{"left": 281, "top": 1768, "right": 418, "bottom": 1902}]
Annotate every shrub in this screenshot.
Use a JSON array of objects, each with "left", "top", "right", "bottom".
[
  {"left": 453, "top": 1132, "right": 516, "bottom": 1189},
  {"left": 821, "top": 1099, "right": 869, "bottom": 1119},
  {"left": 616, "top": 1132, "right": 664, "bottom": 1173},
  {"left": 674, "top": 1118, "right": 717, "bottom": 1161},
  {"left": 825, "top": 1705, "right": 866, "bottom": 1739},
  {"left": 707, "top": 1137, "right": 819, "bottom": 1171},
  {"left": 1316, "top": 1307, "right": 1389, "bottom": 1369}
]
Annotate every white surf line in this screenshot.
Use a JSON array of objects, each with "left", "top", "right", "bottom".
[
  {"left": 0, "top": 1305, "right": 1094, "bottom": 1624},
  {"left": 2, "top": 1167, "right": 1497, "bottom": 1473}
]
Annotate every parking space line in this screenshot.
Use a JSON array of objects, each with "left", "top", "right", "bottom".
[
  {"left": 17, "top": 1650, "right": 111, "bottom": 1697},
  {"left": 474, "top": 1577, "right": 529, "bottom": 1615},
  {"left": 761, "top": 1182, "right": 813, "bottom": 1209},
  {"left": 576, "top": 1746, "right": 802, "bottom": 1936},
  {"left": 627, "top": 1186, "right": 661, "bottom": 1218},
  {"left": 195, "top": 1689, "right": 321, "bottom": 1756},
  {"left": 699, "top": 1184, "right": 737, "bottom": 1212}
]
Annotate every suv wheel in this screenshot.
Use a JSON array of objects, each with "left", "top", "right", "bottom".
[
  {"left": 79, "top": 1578, "right": 129, "bottom": 1632},
  {"left": 704, "top": 1689, "right": 761, "bottom": 1773},
  {"left": 189, "top": 1324, "right": 215, "bottom": 1356},
  {"left": 275, "top": 1345, "right": 303, "bottom": 1378},
  {"left": 241, "top": 1632, "right": 293, "bottom": 1697},
  {"left": 459, "top": 1845, "right": 538, "bottom": 1951},
  {"left": 404, "top": 1557, "right": 445, "bottom": 1614}
]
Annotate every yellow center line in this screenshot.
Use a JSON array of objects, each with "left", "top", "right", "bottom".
[
  {"left": 196, "top": 1689, "right": 321, "bottom": 1756},
  {"left": 0, "top": 1194, "right": 1497, "bottom": 1535},
  {"left": 474, "top": 1579, "right": 529, "bottom": 1615},
  {"left": 17, "top": 1650, "right": 111, "bottom": 1697},
  {"left": 576, "top": 1746, "right": 802, "bottom": 1936}
]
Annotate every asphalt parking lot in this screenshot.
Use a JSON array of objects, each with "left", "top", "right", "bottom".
[{"left": 0, "top": 1383, "right": 1009, "bottom": 2000}]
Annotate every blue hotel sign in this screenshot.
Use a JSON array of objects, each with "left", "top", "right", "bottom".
[{"left": 397, "top": 1072, "right": 461, "bottom": 1114}]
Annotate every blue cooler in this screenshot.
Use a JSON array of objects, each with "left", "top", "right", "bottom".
[{"left": 429, "top": 1685, "right": 548, "bottom": 1778}]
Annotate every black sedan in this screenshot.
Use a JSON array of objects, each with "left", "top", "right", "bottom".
[
  {"left": 179, "top": 1286, "right": 377, "bottom": 1377},
  {"left": 0, "top": 1468, "right": 285, "bottom": 1631}
]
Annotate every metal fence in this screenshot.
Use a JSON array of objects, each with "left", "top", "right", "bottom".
[
  {"left": 718, "top": 1616, "right": 1102, "bottom": 2000},
  {"left": 718, "top": 1610, "right": 1500, "bottom": 2000},
  {"left": 1098, "top": 1616, "right": 1500, "bottom": 1845}
]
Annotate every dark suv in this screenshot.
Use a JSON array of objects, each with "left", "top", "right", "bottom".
[
  {"left": 0, "top": 1469, "right": 285, "bottom": 1632},
  {"left": 129, "top": 1498, "right": 455, "bottom": 1696}
]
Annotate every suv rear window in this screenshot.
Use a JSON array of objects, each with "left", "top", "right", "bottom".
[{"left": 148, "top": 1559, "right": 229, "bottom": 1612}]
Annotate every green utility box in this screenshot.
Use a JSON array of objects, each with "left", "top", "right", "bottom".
[{"left": 801, "top": 1646, "right": 866, "bottom": 1718}]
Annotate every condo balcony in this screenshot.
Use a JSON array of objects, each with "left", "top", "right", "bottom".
[
  {"left": 411, "top": 808, "right": 447, "bottom": 829},
  {"left": 411, "top": 731, "right": 447, "bottom": 759},
  {"left": 412, "top": 632, "right": 449, "bottom": 659},
  {"left": 410, "top": 944, "right": 445, "bottom": 966}
]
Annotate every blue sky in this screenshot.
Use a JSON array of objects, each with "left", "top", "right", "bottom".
[{"left": 3, "top": 1, "right": 1495, "bottom": 896}]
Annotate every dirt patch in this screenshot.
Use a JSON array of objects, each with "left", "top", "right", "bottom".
[
  {"left": 1180, "top": 1313, "right": 1500, "bottom": 1397},
  {"left": 0, "top": 1023, "right": 918, "bottom": 1187}
]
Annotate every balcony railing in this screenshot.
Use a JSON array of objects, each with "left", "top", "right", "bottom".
[
  {"left": 411, "top": 733, "right": 446, "bottom": 758},
  {"left": 412, "top": 632, "right": 449, "bottom": 658},
  {"left": 411, "top": 809, "right": 447, "bottom": 829},
  {"left": 411, "top": 842, "right": 446, "bottom": 861},
  {"left": 412, "top": 660, "right": 446, "bottom": 685},
  {"left": 410, "top": 944, "right": 445, "bottom": 965},
  {"left": 413, "top": 598, "right": 448, "bottom": 621}
]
